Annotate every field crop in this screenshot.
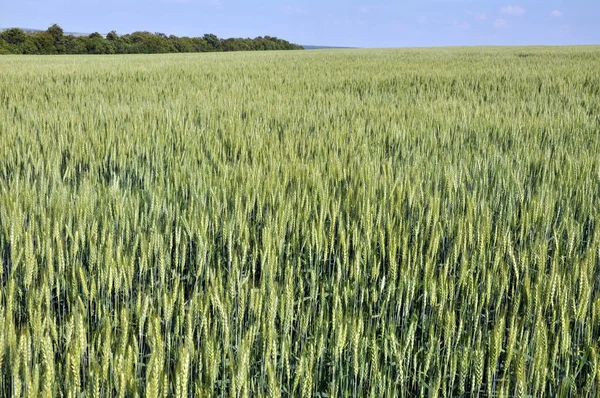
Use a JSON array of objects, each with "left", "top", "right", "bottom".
[{"left": 1, "top": 47, "right": 600, "bottom": 396}]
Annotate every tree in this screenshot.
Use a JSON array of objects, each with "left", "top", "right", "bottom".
[
  {"left": 32, "top": 31, "right": 57, "bottom": 54},
  {"left": 0, "top": 27, "right": 303, "bottom": 55},
  {"left": 20, "top": 37, "right": 39, "bottom": 54},
  {"left": 64, "top": 36, "right": 87, "bottom": 54},
  {"left": 106, "top": 31, "right": 119, "bottom": 41},
  {"left": 46, "top": 24, "right": 64, "bottom": 41},
  {"left": 171, "top": 36, "right": 194, "bottom": 53},
  {"left": 46, "top": 24, "right": 66, "bottom": 53},
  {"left": 106, "top": 31, "right": 128, "bottom": 53},
  {"left": 191, "top": 38, "right": 210, "bottom": 52},
  {"left": 0, "top": 28, "right": 27, "bottom": 45},
  {"left": 0, "top": 38, "right": 10, "bottom": 54},
  {"left": 203, "top": 34, "right": 221, "bottom": 51}
]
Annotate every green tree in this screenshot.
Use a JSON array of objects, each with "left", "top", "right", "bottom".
[
  {"left": 0, "top": 27, "right": 303, "bottom": 55},
  {"left": 20, "top": 37, "right": 39, "bottom": 54},
  {"left": 203, "top": 33, "right": 221, "bottom": 51},
  {"left": 0, "top": 38, "right": 10, "bottom": 54},
  {"left": 106, "top": 31, "right": 119, "bottom": 41},
  {"left": 191, "top": 38, "right": 210, "bottom": 52},
  {"left": 106, "top": 31, "right": 128, "bottom": 53},
  {"left": 32, "top": 31, "right": 57, "bottom": 54},
  {"left": 64, "top": 36, "right": 86, "bottom": 54},
  {"left": 0, "top": 28, "right": 27, "bottom": 45},
  {"left": 46, "top": 24, "right": 66, "bottom": 53},
  {"left": 46, "top": 24, "right": 64, "bottom": 40}
]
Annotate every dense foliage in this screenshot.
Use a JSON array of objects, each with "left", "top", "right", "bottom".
[
  {"left": 0, "top": 47, "right": 600, "bottom": 397},
  {"left": 0, "top": 24, "right": 303, "bottom": 55}
]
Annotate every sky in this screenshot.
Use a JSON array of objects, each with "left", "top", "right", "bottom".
[{"left": 1, "top": 0, "right": 599, "bottom": 47}]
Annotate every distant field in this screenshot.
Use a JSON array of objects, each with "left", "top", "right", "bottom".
[
  {"left": 1, "top": 47, "right": 600, "bottom": 396},
  {"left": 0, "top": 27, "right": 91, "bottom": 36},
  {"left": 302, "top": 45, "right": 356, "bottom": 49}
]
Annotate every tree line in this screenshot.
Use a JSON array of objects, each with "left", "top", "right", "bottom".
[{"left": 0, "top": 24, "right": 304, "bottom": 55}]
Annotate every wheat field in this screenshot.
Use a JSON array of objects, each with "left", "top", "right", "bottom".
[{"left": 0, "top": 47, "right": 600, "bottom": 396}]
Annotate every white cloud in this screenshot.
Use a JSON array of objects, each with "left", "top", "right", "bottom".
[
  {"left": 466, "top": 10, "right": 487, "bottom": 20},
  {"left": 453, "top": 20, "right": 471, "bottom": 29},
  {"left": 281, "top": 5, "right": 307, "bottom": 15},
  {"left": 494, "top": 18, "right": 507, "bottom": 28},
  {"left": 551, "top": 10, "right": 563, "bottom": 17},
  {"left": 359, "top": 6, "right": 386, "bottom": 13},
  {"left": 325, "top": 18, "right": 367, "bottom": 26},
  {"left": 162, "top": 0, "right": 223, "bottom": 6},
  {"left": 501, "top": 6, "right": 526, "bottom": 16},
  {"left": 167, "top": 0, "right": 222, "bottom": 6}
]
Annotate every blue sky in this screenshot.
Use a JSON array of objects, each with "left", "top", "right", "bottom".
[{"left": 1, "top": 0, "right": 598, "bottom": 47}]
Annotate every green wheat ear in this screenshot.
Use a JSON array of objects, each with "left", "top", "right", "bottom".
[{"left": 0, "top": 46, "right": 599, "bottom": 396}]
